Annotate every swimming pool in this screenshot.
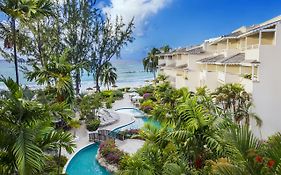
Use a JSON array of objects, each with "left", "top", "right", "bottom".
[
  {"left": 66, "top": 144, "right": 110, "bottom": 175},
  {"left": 114, "top": 108, "right": 160, "bottom": 131}
]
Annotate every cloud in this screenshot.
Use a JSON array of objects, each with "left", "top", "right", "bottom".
[{"left": 102, "top": 0, "right": 172, "bottom": 36}]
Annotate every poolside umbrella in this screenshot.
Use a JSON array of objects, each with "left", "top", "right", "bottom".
[
  {"left": 145, "top": 79, "right": 150, "bottom": 82},
  {"left": 112, "top": 84, "right": 118, "bottom": 88}
]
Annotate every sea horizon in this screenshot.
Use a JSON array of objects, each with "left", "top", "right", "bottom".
[{"left": 0, "top": 59, "right": 154, "bottom": 91}]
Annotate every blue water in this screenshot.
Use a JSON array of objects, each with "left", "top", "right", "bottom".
[
  {"left": 114, "top": 108, "right": 160, "bottom": 131},
  {"left": 66, "top": 144, "right": 110, "bottom": 175},
  {"left": 0, "top": 59, "right": 153, "bottom": 90}
]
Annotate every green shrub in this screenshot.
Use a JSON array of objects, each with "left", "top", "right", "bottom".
[
  {"left": 140, "top": 99, "right": 154, "bottom": 113},
  {"left": 137, "top": 85, "right": 154, "bottom": 96},
  {"left": 86, "top": 119, "right": 101, "bottom": 131},
  {"left": 112, "top": 90, "right": 123, "bottom": 99},
  {"left": 106, "top": 100, "right": 113, "bottom": 109}
]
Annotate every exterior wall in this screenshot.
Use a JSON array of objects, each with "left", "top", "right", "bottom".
[
  {"left": 247, "top": 34, "right": 259, "bottom": 46},
  {"left": 176, "top": 54, "right": 188, "bottom": 66},
  {"left": 251, "top": 23, "right": 281, "bottom": 138},
  {"left": 226, "top": 65, "right": 240, "bottom": 74},
  {"left": 261, "top": 32, "right": 275, "bottom": 45}
]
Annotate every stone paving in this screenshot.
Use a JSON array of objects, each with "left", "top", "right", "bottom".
[{"left": 62, "top": 93, "right": 144, "bottom": 158}]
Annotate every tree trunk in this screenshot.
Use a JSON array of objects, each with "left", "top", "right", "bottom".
[
  {"left": 12, "top": 18, "right": 19, "bottom": 85},
  {"left": 75, "top": 69, "right": 80, "bottom": 94},
  {"left": 37, "top": 21, "right": 44, "bottom": 67},
  {"left": 95, "top": 71, "right": 100, "bottom": 92},
  {"left": 153, "top": 70, "right": 156, "bottom": 80},
  {"left": 57, "top": 145, "right": 62, "bottom": 175}
]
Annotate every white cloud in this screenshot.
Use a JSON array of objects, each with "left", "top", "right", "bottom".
[{"left": 102, "top": 0, "right": 172, "bottom": 36}]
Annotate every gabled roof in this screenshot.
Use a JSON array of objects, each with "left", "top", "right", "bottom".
[
  {"left": 197, "top": 53, "right": 251, "bottom": 65},
  {"left": 156, "top": 46, "right": 204, "bottom": 56},
  {"left": 176, "top": 64, "right": 188, "bottom": 69},
  {"left": 219, "top": 53, "right": 245, "bottom": 65},
  {"left": 197, "top": 55, "right": 225, "bottom": 64}
]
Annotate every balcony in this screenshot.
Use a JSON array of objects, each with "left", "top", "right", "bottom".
[
  {"left": 245, "top": 45, "right": 260, "bottom": 61},
  {"left": 176, "top": 57, "right": 188, "bottom": 67},
  {"left": 240, "top": 78, "right": 253, "bottom": 93},
  {"left": 158, "top": 59, "right": 166, "bottom": 66},
  {"left": 200, "top": 70, "right": 207, "bottom": 80},
  {"left": 218, "top": 72, "right": 226, "bottom": 83}
]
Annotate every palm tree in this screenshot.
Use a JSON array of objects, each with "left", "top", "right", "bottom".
[
  {"left": 143, "top": 48, "right": 160, "bottom": 80},
  {"left": 160, "top": 45, "right": 171, "bottom": 53},
  {"left": 0, "top": 77, "right": 75, "bottom": 174},
  {"left": 25, "top": 50, "right": 75, "bottom": 104},
  {"left": 99, "top": 62, "right": 117, "bottom": 90},
  {"left": 0, "top": 0, "right": 53, "bottom": 84},
  {"left": 213, "top": 83, "right": 262, "bottom": 127},
  {"left": 169, "top": 95, "right": 227, "bottom": 169}
]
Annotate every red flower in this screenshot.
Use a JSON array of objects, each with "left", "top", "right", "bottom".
[
  {"left": 267, "top": 160, "right": 275, "bottom": 168},
  {"left": 255, "top": 155, "right": 263, "bottom": 163}
]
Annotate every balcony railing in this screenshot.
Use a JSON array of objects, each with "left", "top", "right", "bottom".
[
  {"left": 246, "top": 44, "right": 259, "bottom": 50},
  {"left": 218, "top": 72, "right": 225, "bottom": 82}
]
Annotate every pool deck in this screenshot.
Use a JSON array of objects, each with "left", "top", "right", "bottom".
[
  {"left": 115, "top": 139, "right": 145, "bottom": 154},
  {"left": 63, "top": 93, "right": 143, "bottom": 158}
]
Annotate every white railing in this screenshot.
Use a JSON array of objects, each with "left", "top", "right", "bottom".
[
  {"left": 246, "top": 44, "right": 259, "bottom": 50},
  {"left": 218, "top": 72, "right": 225, "bottom": 82}
]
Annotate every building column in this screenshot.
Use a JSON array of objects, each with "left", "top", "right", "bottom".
[
  {"left": 226, "top": 39, "right": 229, "bottom": 50},
  {"left": 258, "top": 30, "right": 262, "bottom": 46},
  {"left": 245, "top": 37, "right": 248, "bottom": 49},
  {"left": 251, "top": 64, "right": 255, "bottom": 81},
  {"left": 239, "top": 66, "right": 242, "bottom": 75}
]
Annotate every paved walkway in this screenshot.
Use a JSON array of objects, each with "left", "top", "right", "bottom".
[
  {"left": 116, "top": 139, "right": 145, "bottom": 154},
  {"left": 62, "top": 93, "right": 141, "bottom": 158}
]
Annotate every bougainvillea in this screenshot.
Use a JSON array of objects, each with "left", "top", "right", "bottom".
[{"left": 99, "top": 139, "right": 127, "bottom": 166}]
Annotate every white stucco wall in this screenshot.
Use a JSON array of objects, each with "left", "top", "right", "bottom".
[{"left": 251, "top": 23, "right": 281, "bottom": 138}]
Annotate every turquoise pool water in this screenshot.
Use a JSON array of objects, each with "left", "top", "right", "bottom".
[
  {"left": 114, "top": 108, "right": 160, "bottom": 131},
  {"left": 66, "top": 108, "right": 158, "bottom": 175},
  {"left": 66, "top": 144, "right": 110, "bottom": 175}
]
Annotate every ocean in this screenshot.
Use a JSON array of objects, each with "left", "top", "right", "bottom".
[{"left": 0, "top": 59, "right": 154, "bottom": 91}]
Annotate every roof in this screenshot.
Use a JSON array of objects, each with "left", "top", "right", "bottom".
[
  {"left": 219, "top": 53, "right": 245, "bottom": 65},
  {"left": 176, "top": 64, "right": 188, "bottom": 69},
  {"left": 197, "top": 55, "right": 225, "bottom": 64},
  {"left": 158, "top": 63, "right": 166, "bottom": 67},
  {"left": 197, "top": 53, "right": 256, "bottom": 65},
  {"left": 165, "top": 63, "right": 176, "bottom": 68},
  {"left": 209, "top": 15, "right": 281, "bottom": 45},
  {"left": 156, "top": 46, "right": 204, "bottom": 56}
]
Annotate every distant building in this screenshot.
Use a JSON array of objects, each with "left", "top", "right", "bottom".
[{"left": 157, "top": 15, "right": 281, "bottom": 138}]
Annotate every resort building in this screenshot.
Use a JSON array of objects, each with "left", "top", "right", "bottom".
[{"left": 157, "top": 15, "right": 281, "bottom": 138}]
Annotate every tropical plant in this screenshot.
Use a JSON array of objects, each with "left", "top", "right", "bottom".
[
  {"left": 143, "top": 48, "right": 160, "bottom": 79},
  {"left": 86, "top": 119, "right": 100, "bottom": 131},
  {"left": 89, "top": 15, "right": 134, "bottom": 92},
  {"left": 0, "top": 0, "right": 53, "bottom": 84},
  {"left": 212, "top": 83, "right": 262, "bottom": 127},
  {"left": 0, "top": 77, "right": 75, "bottom": 174},
  {"left": 100, "top": 62, "right": 117, "bottom": 90},
  {"left": 25, "top": 50, "right": 75, "bottom": 104},
  {"left": 79, "top": 93, "right": 102, "bottom": 119}
]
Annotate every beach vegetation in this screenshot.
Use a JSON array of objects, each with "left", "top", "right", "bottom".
[
  {"left": 143, "top": 48, "right": 160, "bottom": 79},
  {"left": 100, "top": 62, "right": 118, "bottom": 90},
  {"left": 89, "top": 15, "right": 134, "bottom": 92},
  {"left": 0, "top": 0, "right": 53, "bottom": 84}
]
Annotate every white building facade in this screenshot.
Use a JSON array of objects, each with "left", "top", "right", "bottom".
[{"left": 157, "top": 15, "right": 281, "bottom": 138}]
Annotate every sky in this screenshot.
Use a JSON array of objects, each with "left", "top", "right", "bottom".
[
  {"left": 1, "top": 0, "right": 281, "bottom": 61},
  {"left": 98, "top": 0, "right": 281, "bottom": 60}
]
